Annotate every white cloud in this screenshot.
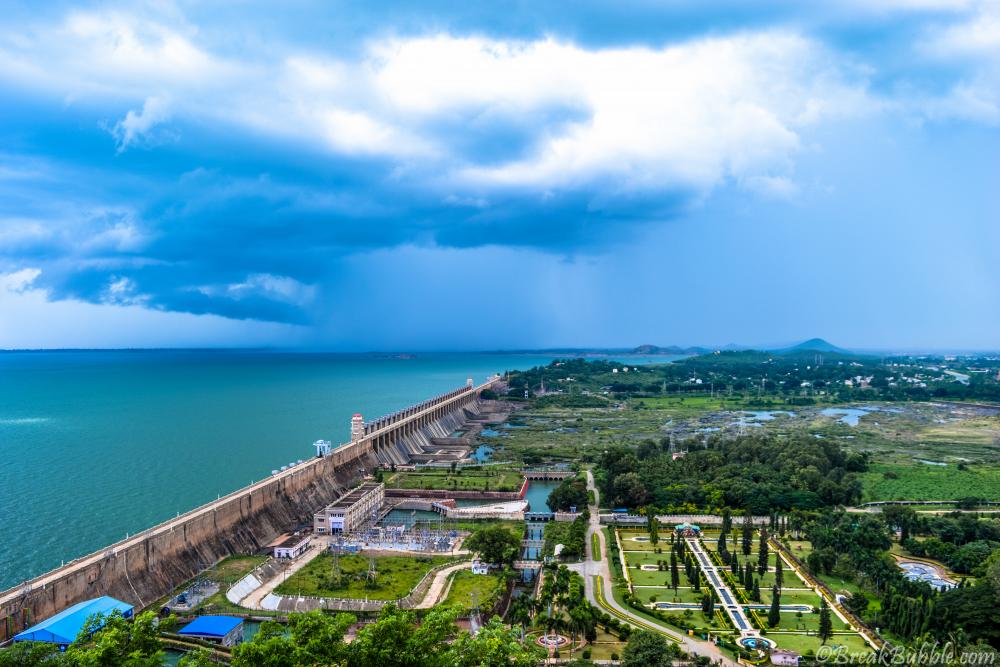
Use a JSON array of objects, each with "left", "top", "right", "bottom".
[
  {"left": 227, "top": 273, "right": 317, "bottom": 306},
  {"left": 112, "top": 95, "right": 172, "bottom": 151},
  {"left": 195, "top": 273, "right": 318, "bottom": 307},
  {"left": 0, "top": 267, "right": 42, "bottom": 293},
  {"left": 0, "top": 273, "right": 303, "bottom": 349},
  {"left": 916, "top": 2, "right": 1000, "bottom": 124},
  {"left": 0, "top": 6, "right": 993, "bottom": 205},
  {"left": 388, "top": 33, "right": 870, "bottom": 194}
]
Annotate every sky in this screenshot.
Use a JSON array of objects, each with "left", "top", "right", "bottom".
[{"left": 0, "top": 1, "right": 997, "bottom": 351}]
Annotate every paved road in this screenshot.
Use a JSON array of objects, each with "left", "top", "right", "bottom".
[
  {"left": 240, "top": 542, "right": 326, "bottom": 609},
  {"left": 415, "top": 561, "right": 471, "bottom": 609},
  {"left": 568, "top": 470, "right": 737, "bottom": 667}
]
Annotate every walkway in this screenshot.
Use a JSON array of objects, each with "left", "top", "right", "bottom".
[
  {"left": 239, "top": 541, "right": 326, "bottom": 609},
  {"left": 414, "top": 561, "right": 471, "bottom": 609},
  {"left": 685, "top": 537, "right": 756, "bottom": 637},
  {"left": 570, "top": 470, "right": 738, "bottom": 667}
]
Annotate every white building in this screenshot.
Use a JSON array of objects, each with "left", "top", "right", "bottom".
[
  {"left": 314, "top": 483, "right": 385, "bottom": 534},
  {"left": 273, "top": 533, "right": 311, "bottom": 559},
  {"left": 771, "top": 649, "right": 800, "bottom": 666}
]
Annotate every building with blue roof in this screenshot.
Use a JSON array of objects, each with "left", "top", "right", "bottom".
[
  {"left": 177, "top": 615, "right": 244, "bottom": 647},
  {"left": 12, "top": 596, "right": 134, "bottom": 649}
]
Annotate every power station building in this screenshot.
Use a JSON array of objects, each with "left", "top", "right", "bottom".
[{"left": 313, "top": 482, "right": 384, "bottom": 534}]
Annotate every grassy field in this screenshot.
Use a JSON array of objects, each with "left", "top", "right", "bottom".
[
  {"left": 206, "top": 555, "right": 268, "bottom": 583},
  {"left": 146, "top": 555, "right": 276, "bottom": 617},
  {"left": 275, "top": 553, "right": 453, "bottom": 600},
  {"left": 386, "top": 468, "right": 524, "bottom": 492},
  {"left": 860, "top": 462, "right": 1000, "bottom": 501},
  {"left": 442, "top": 570, "right": 504, "bottom": 611},
  {"left": 495, "top": 397, "right": 1000, "bottom": 487},
  {"left": 768, "top": 631, "right": 872, "bottom": 656}
]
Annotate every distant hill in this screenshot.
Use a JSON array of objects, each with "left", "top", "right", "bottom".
[
  {"left": 631, "top": 344, "right": 711, "bottom": 355},
  {"left": 772, "top": 338, "right": 850, "bottom": 355}
]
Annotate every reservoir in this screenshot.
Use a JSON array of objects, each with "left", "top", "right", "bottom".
[{"left": 0, "top": 350, "right": 562, "bottom": 590}]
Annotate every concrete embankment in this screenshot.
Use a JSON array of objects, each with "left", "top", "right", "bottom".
[{"left": 0, "top": 380, "right": 497, "bottom": 641}]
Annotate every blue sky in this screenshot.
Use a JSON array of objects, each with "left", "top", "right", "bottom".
[{"left": 0, "top": 0, "right": 997, "bottom": 351}]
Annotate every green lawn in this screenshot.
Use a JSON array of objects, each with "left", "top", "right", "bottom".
[
  {"left": 768, "top": 631, "right": 872, "bottom": 656},
  {"left": 386, "top": 468, "right": 524, "bottom": 492},
  {"left": 275, "top": 553, "right": 453, "bottom": 600},
  {"left": 442, "top": 570, "right": 504, "bottom": 611},
  {"left": 635, "top": 586, "right": 703, "bottom": 605},
  {"left": 860, "top": 462, "right": 1000, "bottom": 501},
  {"left": 206, "top": 555, "right": 268, "bottom": 584}
]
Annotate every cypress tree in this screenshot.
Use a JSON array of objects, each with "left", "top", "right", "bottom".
[
  {"left": 648, "top": 508, "right": 659, "bottom": 545},
  {"left": 742, "top": 517, "right": 753, "bottom": 556},
  {"left": 758, "top": 529, "right": 769, "bottom": 574},
  {"left": 744, "top": 563, "right": 754, "bottom": 590},
  {"left": 670, "top": 552, "right": 679, "bottom": 591},
  {"left": 722, "top": 507, "right": 732, "bottom": 533},
  {"left": 818, "top": 598, "right": 833, "bottom": 644},
  {"left": 768, "top": 586, "right": 781, "bottom": 627},
  {"left": 752, "top": 580, "right": 761, "bottom": 602},
  {"left": 731, "top": 554, "right": 740, "bottom": 576},
  {"left": 775, "top": 555, "right": 784, "bottom": 588},
  {"left": 718, "top": 531, "right": 728, "bottom": 556}
]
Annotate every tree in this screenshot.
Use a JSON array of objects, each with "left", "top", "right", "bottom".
[
  {"left": 701, "top": 593, "right": 715, "bottom": 617},
  {"left": 177, "top": 648, "right": 219, "bottom": 667},
  {"left": 768, "top": 587, "right": 781, "bottom": 627},
  {"left": 882, "top": 505, "right": 917, "bottom": 542},
  {"left": 66, "top": 610, "right": 163, "bottom": 667},
  {"left": 758, "top": 529, "right": 769, "bottom": 575},
  {"left": 742, "top": 518, "right": 753, "bottom": 556},
  {"left": 445, "top": 617, "right": 542, "bottom": 667},
  {"left": 611, "top": 472, "right": 649, "bottom": 508},
  {"left": 348, "top": 604, "right": 457, "bottom": 667},
  {"left": 647, "top": 509, "right": 660, "bottom": 545},
  {"left": 818, "top": 598, "right": 833, "bottom": 644},
  {"left": 621, "top": 630, "right": 680, "bottom": 667},
  {"left": 231, "top": 610, "right": 354, "bottom": 667},
  {"left": 0, "top": 642, "right": 69, "bottom": 667},
  {"left": 722, "top": 507, "right": 733, "bottom": 533},
  {"left": 548, "top": 477, "right": 589, "bottom": 512},
  {"left": 670, "top": 552, "right": 680, "bottom": 591},
  {"left": 774, "top": 554, "right": 784, "bottom": 589},
  {"left": 844, "top": 592, "right": 869, "bottom": 616},
  {"left": 464, "top": 525, "right": 520, "bottom": 565}
]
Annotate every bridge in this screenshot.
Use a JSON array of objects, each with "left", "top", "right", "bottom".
[
  {"left": 514, "top": 560, "right": 543, "bottom": 570},
  {"left": 521, "top": 469, "right": 575, "bottom": 481},
  {"left": 525, "top": 512, "right": 555, "bottom": 522}
]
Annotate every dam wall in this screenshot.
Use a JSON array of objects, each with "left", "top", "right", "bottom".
[{"left": 0, "top": 377, "right": 499, "bottom": 641}]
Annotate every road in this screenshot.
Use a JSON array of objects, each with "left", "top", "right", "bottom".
[
  {"left": 240, "top": 541, "right": 326, "bottom": 609},
  {"left": 415, "top": 561, "right": 471, "bottom": 609},
  {"left": 568, "top": 470, "right": 738, "bottom": 667}
]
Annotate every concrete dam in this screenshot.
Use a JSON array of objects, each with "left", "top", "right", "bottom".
[{"left": 0, "top": 376, "right": 503, "bottom": 641}]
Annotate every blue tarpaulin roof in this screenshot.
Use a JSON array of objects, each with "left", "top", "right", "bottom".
[
  {"left": 13, "top": 596, "right": 134, "bottom": 646},
  {"left": 178, "top": 616, "right": 243, "bottom": 638}
]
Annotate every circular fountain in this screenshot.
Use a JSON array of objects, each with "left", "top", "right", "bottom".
[
  {"left": 535, "top": 633, "right": 570, "bottom": 649},
  {"left": 739, "top": 636, "right": 774, "bottom": 650}
]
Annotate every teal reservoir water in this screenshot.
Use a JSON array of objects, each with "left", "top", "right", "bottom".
[
  {"left": 0, "top": 350, "right": 669, "bottom": 590},
  {"left": 0, "top": 350, "right": 566, "bottom": 590}
]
